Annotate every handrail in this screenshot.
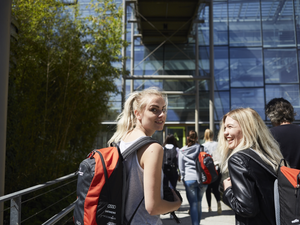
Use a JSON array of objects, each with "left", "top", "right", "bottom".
[
  {"left": 0, "top": 172, "right": 77, "bottom": 224},
  {"left": 42, "top": 200, "right": 77, "bottom": 225},
  {"left": 0, "top": 172, "right": 77, "bottom": 203}
]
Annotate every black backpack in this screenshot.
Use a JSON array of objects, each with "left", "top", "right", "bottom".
[
  {"left": 73, "top": 136, "right": 158, "bottom": 225},
  {"left": 163, "top": 146, "right": 178, "bottom": 169},
  {"left": 240, "top": 148, "right": 300, "bottom": 225}
]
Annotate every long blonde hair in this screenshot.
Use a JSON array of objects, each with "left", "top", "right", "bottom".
[
  {"left": 204, "top": 129, "right": 214, "bottom": 142},
  {"left": 217, "top": 108, "right": 283, "bottom": 173},
  {"left": 108, "top": 87, "right": 167, "bottom": 146}
]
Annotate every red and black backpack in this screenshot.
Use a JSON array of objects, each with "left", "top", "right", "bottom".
[{"left": 73, "top": 136, "right": 158, "bottom": 225}]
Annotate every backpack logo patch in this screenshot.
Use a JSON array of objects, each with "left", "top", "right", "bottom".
[
  {"left": 78, "top": 167, "right": 84, "bottom": 176},
  {"left": 292, "top": 219, "right": 299, "bottom": 223},
  {"left": 107, "top": 204, "right": 116, "bottom": 209}
]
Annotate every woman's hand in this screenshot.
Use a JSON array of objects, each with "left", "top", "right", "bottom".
[{"left": 223, "top": 177, "right": 232, "bottom": 191}]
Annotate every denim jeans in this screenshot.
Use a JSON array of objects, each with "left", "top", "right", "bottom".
[{"left": 183, "top": 180, "right": 207, "bottom": 225}]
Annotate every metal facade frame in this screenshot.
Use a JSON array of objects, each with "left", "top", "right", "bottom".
[{"left": 121, "top": 0, "right": 215, "bottom": 135}]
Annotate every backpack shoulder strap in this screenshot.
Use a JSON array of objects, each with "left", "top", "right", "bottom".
[
  {"left": 199, "top": 144, "right": 205, "bottom": 152},
  {"left": 239, "top": 148, "right": 277, "bottom": 178},
  {"left": 121, "top": 136, "right": 159, "bottom": 159}
]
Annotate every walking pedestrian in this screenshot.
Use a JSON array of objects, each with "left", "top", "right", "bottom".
[
  {"left": 162, "top": 134, "right": 180, "bottom": 190},
  {"left": 108, "top": 87, "right": 181, "bottom": 225},
  {"left": 218, "top": 108, "right": 284, "bottom": 225},
  {"left": 162, "top": 134, "right": 181, "bottom": 223},
  {"left": 265, "top": 97, "right": 300, "bottom": 169},
  {"left": 178, "top": 130, "right": 207, "bottom": 225},
  {"left": 202, "top": 129, "right": 222, "bottom": 214}
]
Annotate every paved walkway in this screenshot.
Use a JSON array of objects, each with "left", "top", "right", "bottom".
[{"left": 160, "top": 181, "right": 235, "bottom": 225}]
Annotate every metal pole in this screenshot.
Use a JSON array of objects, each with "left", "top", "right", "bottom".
[
  {"left": 0, "top": 1, "right": 11, "bottom": 225},
  {"left": 209, "top": 0, "right": 214, "bottom": 134},
  {"left": 195, "top": 23, "right": 199, "bottom": 135},
  {"left": 130, "top": 20, "right": 134, "bottom": 93},
  {"left": 121, "top": 0, "right": 127, "bottom": 109},
  {"left": 10, "top": 197, "right": 21, "bottom": 225}
]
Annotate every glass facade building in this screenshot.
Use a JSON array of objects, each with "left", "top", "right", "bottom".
[{"left": 78, "top": 0, "right": 300, "bottom": 146}]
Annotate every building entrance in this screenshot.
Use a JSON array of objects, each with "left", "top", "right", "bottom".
[{"left": 165, "top": 127, "right": 186, "bottom": 148}]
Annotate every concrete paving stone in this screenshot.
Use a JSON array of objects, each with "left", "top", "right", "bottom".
[{"left": 160, "top": 181, "right": 235, "bottom": 225}]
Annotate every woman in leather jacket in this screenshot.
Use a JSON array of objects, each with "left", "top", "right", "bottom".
[{"left": 217, "top": 108, "right": 284, "bottom": 225}]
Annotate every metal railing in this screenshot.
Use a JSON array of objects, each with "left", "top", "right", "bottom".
[{"left": 0, "top": 172, "right": 77, "bottom": 225}]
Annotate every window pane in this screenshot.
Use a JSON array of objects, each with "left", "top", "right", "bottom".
[
  {"left": 199, "top": 46, "right": 210, "bottom": 77},
  {"left": 198, "top": 47, "right": 229, "bottom": 91},
  {"left": 198, "top": 5, "right": 209, "bottom": 46},
  {"left": 167, "top": 93, "right": 217, "bottom": 122},
  {"left": 231, "top": 88, "right": 265, "bottom": 119},
  {"left": 134, "top": 45, "right": 164, "bottom": 75},
  {"left": 230, "top": 48, "right": 263, "bottom": 87},
  {"left": 162, "top": 80, "right": 195, "bottom": 92},
  {"left": 215, "top": 46, "right": 229, "bottom": 90},
  {"left": 215, "top": 91, "right": 230, "bottom": 120},
  {"left": 261, "top": 0, "right": 296, "bottom": 47},
  {"left": 264, "top": 49, "right": 298, "bottom": 83},
  {"left": 167, "top": 95, "right": 196, "bottom": 122},
  {"left": 198, "top": 2, "right": 229, "bottom": 46},
  {"left": 214, "top": 2, "right": 229, "bottom": 45},
  {"left": 164, "top": 44, "right": 196, "bottom": 75},
  {"left": 229, "top": 1, "right": 262, "bottom": 46},
  {"left": 266, "top": 84, "right": 300, "bottom": 120}
]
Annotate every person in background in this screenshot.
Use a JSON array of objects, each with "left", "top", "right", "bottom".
[
  {"left": 162, "top": 134, "right": 181, "bottom": 223},
  {"left": 218, "top": 108, "right": 284, "bottom": 225},
  {"left": 178, "top": 130, "right": 207, "bottom": 225},
  {"left": 162, "top": 134, "right": 180, "bottom": 189},
  {"left": 265, "top": 97, "right": 300, "bottom": 169},
  {"left": 108, "top": 87, "right": 181, "bottom": 225},
  {"left": 202, "top": 128, "right": 222, "bottom": 214}
]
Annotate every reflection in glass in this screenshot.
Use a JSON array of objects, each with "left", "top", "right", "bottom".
[
  {"left": 229, "top": 1, "right": 262, "bottom": 46},
  {"left": 215, "top": 47, "right": 229, "bottom": 90},
  {"left": 167, "top": 95, "right": 196, "bottom": 122},
  {"left": 198, "top": 47, "right": 229, "bottom": 90},
  {"left": 214, "top": 2, "right": 229, "bottom": 45},
  {"left": 215, "top": 91, "right": 230, "bottom": 120},
  {"left": 134, "top": 45, "right": 164, "bottom": 75},
  {"left": 198, "top": 2, "right": 228, "bottom": 46},
  {"left": 164, "top": 44, "right": 196, "bottom": 75},
  {"left": 230, "top": 48, "right": 263, "bottom": 87},
  {"left": 266, "top": 84, "right": 300, "bottom": 120},
  {"left": 231, "top": 88, "right": 265, "bottom": 119},
  {"left": 261, "top": 0, "right": 295, "bottom": 47},
  {"left": 199, "top": 47, "right": 210, "bottom": 77},
  {"left": 264, "top": 49, "right": 298, "bottom": 83}
]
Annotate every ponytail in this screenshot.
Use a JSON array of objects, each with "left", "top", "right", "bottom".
[
  {"left": 187, "top": 130, "right": 198, "bottom": 147},
  {"left": 108, "top": 87, "right": 167, "bottom": 146},
  {"left": 108, "top": 92, "right": 138, "bottom": 146}
]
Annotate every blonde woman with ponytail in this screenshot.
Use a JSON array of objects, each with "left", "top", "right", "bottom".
[
  {"left": 217, "top": 107, "right": 284, "bottom": 225},
  {"left": 108, "top": 87, "right": 181, "bottom": 225}
]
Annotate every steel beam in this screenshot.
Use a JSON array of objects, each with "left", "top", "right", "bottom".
[
  {"left": 195, "top": 23, "right": 199, "bottom": 135},
  {"left": 124, "top": 75, "right": 210, "bottom": 80},
  {"left": 209, "top": 0, "right": 215, "bottom": 133}
]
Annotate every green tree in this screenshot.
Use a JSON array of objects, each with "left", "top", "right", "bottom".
[{"left": 7, "top": 0, "right": 125, "bottom": 196}]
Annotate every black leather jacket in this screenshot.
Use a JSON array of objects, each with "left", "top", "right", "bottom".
[{"left": 223, "top": 149, "right": 277, "bottom": 225}]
